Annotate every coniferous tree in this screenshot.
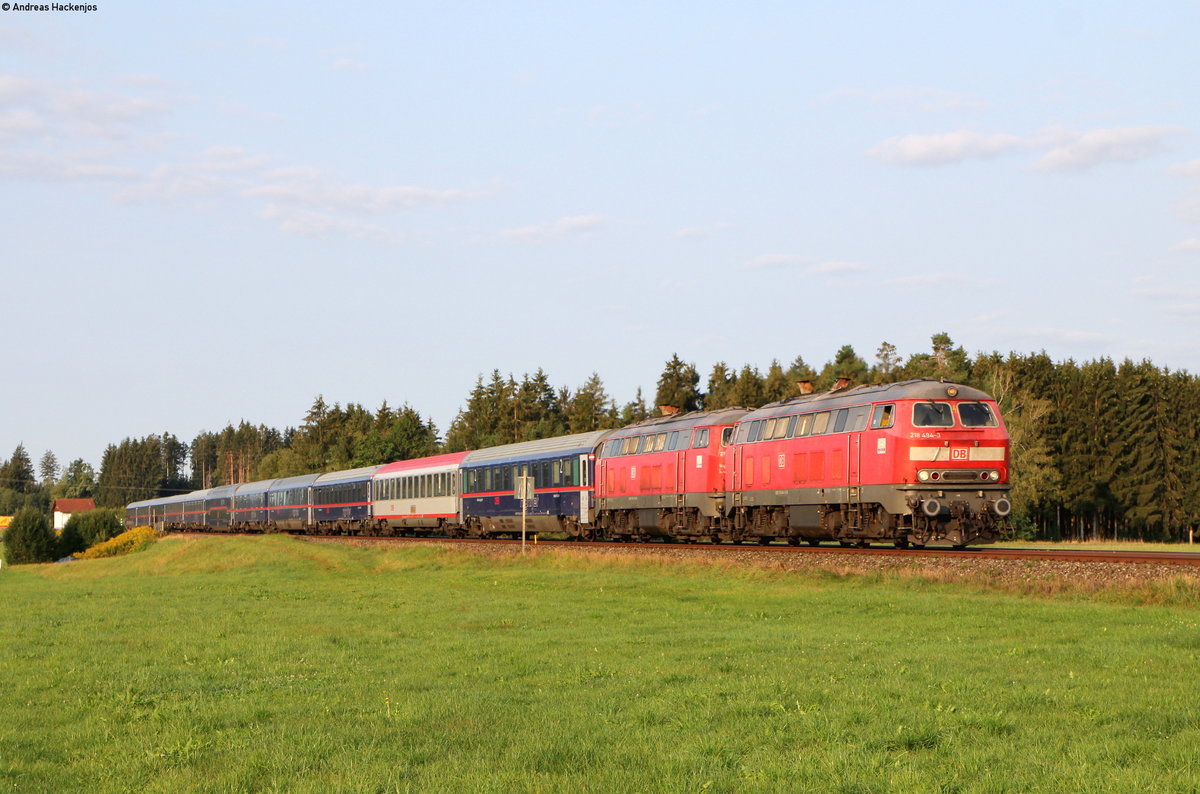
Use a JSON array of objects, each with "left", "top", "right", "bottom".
[
  {"left": 873, "top": 342, "right": 902, "bottom": 383},
  {"left": 653, "top": 354, "right": 701, "bottom": 414},
  {"left": 38, "top": 450, "right": 59, "bottom": 487},
  {"left": 729, "top": 365, "right": 765, "bottom": 408},
  {"left": 819, "top": 345, "right": 869, "bottom": 389},
  {"left": 568, "top": 373, "right": 615, "bottom": 433},
  {"left": 2, "top": 444, "right": 36, "bottom": 493},
  {"left": 620, "top": 388, "right": 650, "bottom": 425},
  {"left": 762, "top": 360, "right": 792, "bottom": 403},
  {"left": 57, "top": 458, "right": 97, "bottom": 499},
  {"left": 4, "top": 507, "right": 57, "bottom": 564},
  {"left": 702, "top": 362, "right": 737, "bottom": 410}
]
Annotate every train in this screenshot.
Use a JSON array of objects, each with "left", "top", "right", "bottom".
[{"left": 125, "top": 378, "right": 1012, "bottom": 548}]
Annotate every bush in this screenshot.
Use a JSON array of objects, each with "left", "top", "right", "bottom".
[
  {"left": 58, "top": 516, "right": 88, "bottom": 557},
  {"left": 73, "top": 526, "right": 158, "bottom": 560},
  {"left": 66, "top": 508, "right": 124, "bottom": 549},
  {"left": 4, "top": 508, "right": 57, "bottom": 564}
]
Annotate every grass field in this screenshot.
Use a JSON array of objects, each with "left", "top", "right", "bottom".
[{"left": 3, "top": 535, "right": 1200, "bottom": 793}]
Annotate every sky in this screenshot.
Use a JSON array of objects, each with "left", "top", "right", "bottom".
[{"left": 2, "top": 1, "right": 1199, "bottom": 472}]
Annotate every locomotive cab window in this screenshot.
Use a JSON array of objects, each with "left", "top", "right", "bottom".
[
  {"left": 913, "top": 402, "right": 954, "bottom": 427},
  {"left": 958, "top": 402, "right": 998, "bottom": 427},
  {"left": 693, "top": 428, "right": 710, "bottom": 448},
  {"left": 871, "top": 404, "right": 895, "bottom": 429}
]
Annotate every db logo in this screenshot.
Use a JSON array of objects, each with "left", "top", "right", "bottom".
[{"left": 950, "top": 448, "right": 968, "bottom": 461}]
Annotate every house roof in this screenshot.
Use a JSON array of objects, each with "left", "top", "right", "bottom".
[{"left": 53, "top": 498, "right": 96, "bottom": 514}]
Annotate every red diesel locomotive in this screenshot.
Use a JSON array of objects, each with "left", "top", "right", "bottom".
[{"left": 726, "top": 379, "right": 1010, "bottom": 548}]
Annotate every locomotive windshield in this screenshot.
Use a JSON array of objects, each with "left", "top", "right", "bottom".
[
  {"left": 912, "top": 402, "right": 954, "bottom": 427},
  {"left": 957, "top": 402, "right": 998, "bottom": 427}
]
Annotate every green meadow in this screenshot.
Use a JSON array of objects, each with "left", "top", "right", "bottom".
[{"left": 2, "top": 535, "right": 1200, "bottom": 793}]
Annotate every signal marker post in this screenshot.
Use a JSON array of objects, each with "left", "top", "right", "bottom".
[{"left": 515, "top": 475, "right": 535, "bottom": 554}]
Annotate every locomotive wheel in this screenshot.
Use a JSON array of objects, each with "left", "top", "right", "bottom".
[
  {"left": 806, "top": 538, "right": 820, "bottom": 546},
  {"left": 757, "top": 536, "right": 770, "bottom": 545},
  {"left": 894, "top": 538, "right": 910, "bottom": 549}
]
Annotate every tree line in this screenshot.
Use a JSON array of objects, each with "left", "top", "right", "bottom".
[{"left": 4, "top": 333, "right": 1198, "bottom": 542}]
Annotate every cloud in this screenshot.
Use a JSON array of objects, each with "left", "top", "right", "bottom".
[
  {"left": 868, "top": 125, "right": 1185, "bottom": 171},
  {"left": 1031, "top": 126, "right": 1184, "bottom": 172},
  {"left": 1171, "top": 239, "right": 1200, "bottom": 253},
  {"left": 867, "top": 130, "right": 1026, "bottom": 165},
  {"left": 261, "top": 204, "right": 392, "bottom": 239},
  {"left": 332, "top": 58, "right": 367, "bottom": 72},
  {"left": 502, "top": 214, "right": 612, "bottom": 241},
  {"left": 1170, "top": 160, "right": 1200, "bottom": 178},
  {"left": 244, "top": 167, "right": 474, "bottom": 213}
]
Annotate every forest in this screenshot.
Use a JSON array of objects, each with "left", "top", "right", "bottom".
[{"left": 3, "top": 333, "right": 1198, "bottom": 542}]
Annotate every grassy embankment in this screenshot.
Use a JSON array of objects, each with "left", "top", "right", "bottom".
[{"left": 3, "top": 534, "right": 1200, "bottom": 792}]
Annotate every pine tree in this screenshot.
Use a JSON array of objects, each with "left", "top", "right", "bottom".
[
  {"left": 38, "top": 450, "right": 59, "bottom": 486},
  {"left": 568, "top": 373, "right": 614, "bottom": 433},
  {"left": 703, "top": 362, "right": 737, "bottom": 410},
  {"left": 3, "top": 444, "right": 36, "bottom": 493},
  {"left": 762, "top": 360, "right": 792, "bottom": 403},
  {"left": 873, "top": 341, "right": 901, "bottom": 383},
  {"left": 653, "top": 354, "right": 701, "bottom": 414},
  {"left": 729, "top": 365, "right": 765, "bottom": 408},
  {"left": 819, "top": 345, "right": 868, "bottom": 389}
]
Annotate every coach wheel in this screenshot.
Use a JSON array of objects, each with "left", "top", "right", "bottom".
[
  {"left": 839, "top": 541, "right": 853, "bottom": 548},
  {"left": 806, "top": 538, "right": 820, "bottom": 546},
  {"left": 758, "top": 536, "right": 770, "bottom": 546},
  {"left": 894, "top": 538, "right": 909, "bottom": 550}
]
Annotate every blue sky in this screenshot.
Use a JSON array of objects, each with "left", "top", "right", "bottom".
[{"left": 2, "top": 1, "right": 1199, "bottom": 471}]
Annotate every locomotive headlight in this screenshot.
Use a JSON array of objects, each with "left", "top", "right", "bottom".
[
  {"left": 987, "top": 470, "right": 1000, "bottom": 481},
  {"left": 918, "top": 469, "right": 931, "bottom": 482}
]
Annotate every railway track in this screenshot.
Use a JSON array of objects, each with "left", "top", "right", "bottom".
[{"left": 267, "top": 533, "right": 1200, "bottom": 567}]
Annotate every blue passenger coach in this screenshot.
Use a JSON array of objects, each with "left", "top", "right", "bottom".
[
  {"left": 265, "top": 473, "right": 319, "bottom": 532},
  {"left": 460, "top": 430, "right": 613, "bottom": 538},
  {"left": 312, "top": 465, "right": 382, "bottom": 532}
]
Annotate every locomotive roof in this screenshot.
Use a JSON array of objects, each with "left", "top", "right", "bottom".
[
  {"left": 462, "top": 429, "right": 614, "bottom": 466},
  {"left": 605, "top": 407, "right": 750, "bottom": 438},
  {"left": 740, "top": 379, "right": 995, "bottom": 421}
]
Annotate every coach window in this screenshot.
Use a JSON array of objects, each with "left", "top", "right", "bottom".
[
  {"left": 958, "top": 402, "right": 998, "bottom": 427},
  {"left": 871, "top": 404, "right": 895, "bottom": 429},
  {"left": 913, "top": 402, "right": 954, "bottom": 427},
  {"left": 693, "top": 428, "right": 710, "bottom": 448}
]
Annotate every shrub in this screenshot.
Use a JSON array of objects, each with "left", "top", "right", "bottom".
[
  {"left": 4, "top": 508, "right": 57, "bottom": 564},
  {"left": 75, "top": 508, "right": 124, "bottom": 548},
  {"left": 59, "top": 515, "right": 88, "bottom": 557},
  {"left": 73, "top": 526, "right": 158, "bottom": 560}
]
